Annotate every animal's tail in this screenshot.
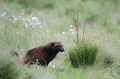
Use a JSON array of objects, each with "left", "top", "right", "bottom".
[{"left": 10, "top": 51, "right": 31, "bottom": 66}]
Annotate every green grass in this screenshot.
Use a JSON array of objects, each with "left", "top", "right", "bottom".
[
  {"left": 0, "top": 55, "right": 20, "bottom": 79},
  {"left": 0, "top": 0, "right": 120, "bottom": 79},
  {"left": 57, "top": 68, "right": 111, "bottom": 79},
  {"left": 69, "top": 41, "right": 98, "bottom": 68}
]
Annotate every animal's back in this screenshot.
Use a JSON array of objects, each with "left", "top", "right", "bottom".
[{"left": 23, "top": 46, "right": 47, "bottom": 64}]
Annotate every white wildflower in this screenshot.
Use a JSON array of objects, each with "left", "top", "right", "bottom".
[
  {"left": 36, "top": 22, "right": 41, "bottom": 25},
  {"left": 1, "top": 12, "right": 6, "bottom": 16},
  {"left": 70, "top": 24, "right": 73, "bottom": 27},
  {"left": 72, "top": 31, "right": 76, "bottom": 34},
  {"left": 53, "top": 65, "right": 55, "bottom": 68},
  {"left": 14, "top": 17, "right": 17, "bottom": 21},
  {"left": 22, "top": 18, "right": 25, "bottom": 21},
  {"left": 69, "top": 29, "right": 74, "bottom": 32},
  {"left": 62, "top": 31, "right": 65, "bottom": 34},
  {"left": 31, "top": 17, "right": 38, "bottom": 21}
]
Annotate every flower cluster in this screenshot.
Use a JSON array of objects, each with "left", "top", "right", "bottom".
[{"left": 1, "top": 10, "right": 44, "bottom": 28}]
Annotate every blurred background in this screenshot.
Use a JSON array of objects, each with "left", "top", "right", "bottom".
[{"left": 0, "top": 0, "right": 120, "bottom": 79}]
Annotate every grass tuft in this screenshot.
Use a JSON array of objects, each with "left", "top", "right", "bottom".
[{"left": 69, "top": 41, "right": 98, "bottom": 68}]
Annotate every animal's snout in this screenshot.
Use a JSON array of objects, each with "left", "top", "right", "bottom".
[{"left": 60, "top": 49, "right": 64, "bottom": 52}]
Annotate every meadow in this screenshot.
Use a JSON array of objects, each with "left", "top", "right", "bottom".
[{"left": 0, "top": 0, "right": 120, "bottom": 79}]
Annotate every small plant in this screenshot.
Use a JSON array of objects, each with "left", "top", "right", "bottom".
[
  {"left": 72, "top": 11, "right": 80, "bottom": 43},
  {"left": 69, "top": 11, "right": 98, "bottom": 68},
  {"left": 0, "top": 56, "right": 20, "bottom": 79},
  {"left": 69, "top": 41, "right": 98, "bottom": 68}
]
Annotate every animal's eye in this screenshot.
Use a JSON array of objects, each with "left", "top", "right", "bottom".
[{"left": 58, "top": 45, "right": 61, "bottom": 47}]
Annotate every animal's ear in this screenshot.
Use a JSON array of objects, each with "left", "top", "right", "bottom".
[{"left": 51, "top": 42, "right": 55, "bottom": 46}]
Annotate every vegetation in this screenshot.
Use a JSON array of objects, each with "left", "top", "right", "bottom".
[
  {"left": 69, "top": 41, "right": 98, "bottom": 68},
  {"left": 0, "top": 0, "right": 120, "bottom": 79},
  {"left": 0, "top": 56, "right": 20, "bottom": 79}
]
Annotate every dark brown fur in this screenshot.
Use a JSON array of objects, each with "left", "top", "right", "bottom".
[{"left": 23, "top": 41, "right": 64, "bottom": 66}]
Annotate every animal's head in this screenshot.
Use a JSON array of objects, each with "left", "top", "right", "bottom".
[{"left": 51, "top": 41, "right": 64, "bottom": 52}]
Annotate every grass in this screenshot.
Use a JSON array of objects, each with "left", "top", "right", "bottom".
[
  {"left": 57, "top": 68, "right": 111, "bottom": 79},
  {"left": 69, "top": 41, "right": 98, "bottom": 68},
  {"left": 0, "top": 0, "right": 120, "bottom": 79},
  {"left": 0, "top": 55, "right": 20, "bottom": 79}
]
